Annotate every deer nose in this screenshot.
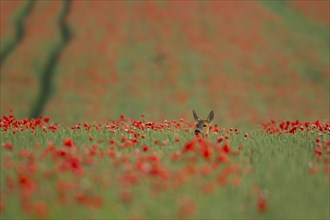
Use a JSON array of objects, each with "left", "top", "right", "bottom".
[{"left": 195, "top": 129, "right": 201, "bottom": 134}]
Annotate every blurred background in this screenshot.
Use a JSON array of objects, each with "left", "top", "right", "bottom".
[{"left": 0, "top": 0, "right": 329, "bottom": 126}]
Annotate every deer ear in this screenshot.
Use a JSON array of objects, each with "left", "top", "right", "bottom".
[
  {"left": 207, "top": 110, "right": 214, "bottom": 123},
  {"left": 192, "top": 110, "right": 200, "bottom": 122}
]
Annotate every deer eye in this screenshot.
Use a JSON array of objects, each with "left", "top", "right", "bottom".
[{"left": 203, "top": 124, "right": 207, "bottom": 127}]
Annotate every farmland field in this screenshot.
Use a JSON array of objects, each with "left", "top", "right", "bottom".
[
  {"left": 0, "top": 0, "right": 329, "bottom": 219},
  {"left": 0, "top": 115, "right": 329, "bottom": 219}
]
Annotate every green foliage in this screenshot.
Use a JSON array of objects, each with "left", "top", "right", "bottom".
[{"left": 1, "top": 124, "right": 328, "bottom": 219}]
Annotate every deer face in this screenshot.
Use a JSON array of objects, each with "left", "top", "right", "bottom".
[{"left": 192, "top": 110, "right": 214, "bottom": 135}]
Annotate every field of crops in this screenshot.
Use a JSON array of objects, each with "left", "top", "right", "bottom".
[
  {"left": 1, "top": 0, "right": 329, "bottom": 219},
  {"left": 1, "top": 115, "right": 329, "bottom": 219}
]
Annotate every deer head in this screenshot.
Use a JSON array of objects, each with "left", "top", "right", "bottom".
[{"left": 192, "top": 110, "right": 214, "bottom": 136}]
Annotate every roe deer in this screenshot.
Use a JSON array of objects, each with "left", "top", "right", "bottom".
[{"left": 192, "top": 110, "right": 214, "bottom": 136}]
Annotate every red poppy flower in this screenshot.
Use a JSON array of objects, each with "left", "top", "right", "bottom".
[
  {"left": 3, "top": 143, "right": 13, "bottom": 151},
  {"left": 257, "top": 197, "right": 267, "bottom": 213},
  {"left": 217, "top": 137, "right": 224, "bottom": 143},
  {"left": 142, "top": 145, "right": 150, "bottom": 152},
  {"left": 223, "top": 144, "right": 230, "bottom": 153},
  {"left": 63, "top": 139, "right": 73, "bottom": 147}
]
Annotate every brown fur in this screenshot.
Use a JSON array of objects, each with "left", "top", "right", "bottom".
[{"left": 192, "top": 110, "right": 214, "bottom": 135}]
